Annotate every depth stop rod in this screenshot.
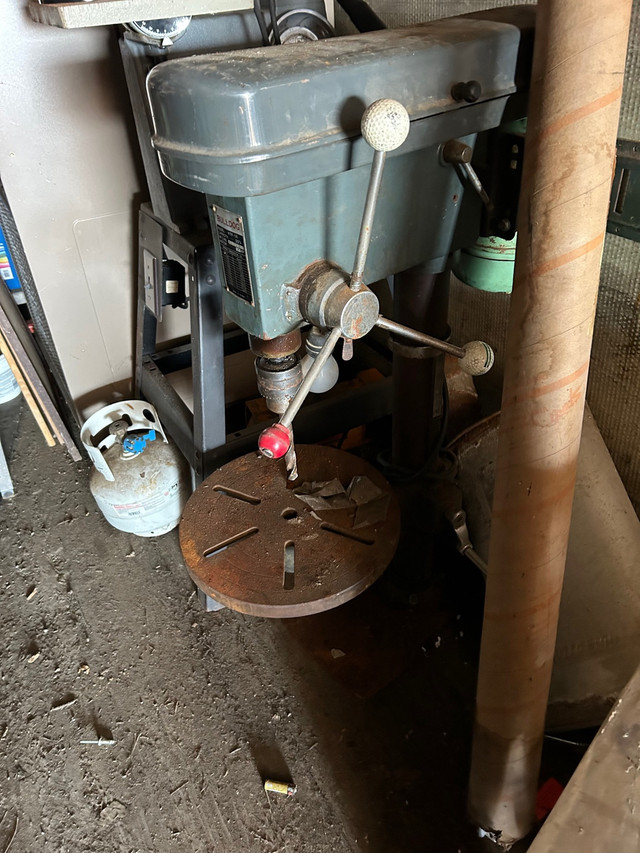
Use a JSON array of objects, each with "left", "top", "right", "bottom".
[{"left": 467, "top": 0, "right": 632, "bottom": 844}]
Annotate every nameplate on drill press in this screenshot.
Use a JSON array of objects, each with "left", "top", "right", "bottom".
[{"left": 212, "top": 205, "right": 254, "bottom": 305}]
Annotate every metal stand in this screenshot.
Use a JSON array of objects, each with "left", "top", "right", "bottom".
[{"left": 135, "top": 206, "right": 230, "bottom": 481}]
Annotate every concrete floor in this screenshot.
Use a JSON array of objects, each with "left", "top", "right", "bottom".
[{"left": 0, "top": 407, "right": 573, "bottom": 852}]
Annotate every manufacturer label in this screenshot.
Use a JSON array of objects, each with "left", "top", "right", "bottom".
[
  {"left": 212, "top": 206, "right": 254, "bottom": 305},
  {"left": 0, "top": 241, "right": 14, "bottom": 281},
  {"left": 111, "top": 481, "right": 180, "bottom": 518}
]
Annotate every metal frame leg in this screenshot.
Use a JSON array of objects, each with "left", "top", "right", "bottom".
[
  {"left": 135, "top": 208, "right": 162, "bottom": 396},
  {"left": 190, "top": 243, "right": 227, "bottom": 481}
]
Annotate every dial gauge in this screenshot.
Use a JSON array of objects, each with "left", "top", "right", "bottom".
[{"left": 126, "top": 16, "right": 192, "bottom": 44}]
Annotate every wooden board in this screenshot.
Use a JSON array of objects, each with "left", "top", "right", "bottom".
[
  {"left": 0, "top": 328, "right": 55, "bottom": 448},
  {"left": 0, "top": 300, "right": 81, "bottom": 461},
  {"left": 529, "top": 664, "right": 640, "bottom": 852}
]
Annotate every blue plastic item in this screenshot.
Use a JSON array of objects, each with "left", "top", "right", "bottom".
[
  {"left": 0, "top": 224, "right": 20, "bottom": 293},
  {"left": 123, "top": 429, "right": 156, "bottom": 455}
]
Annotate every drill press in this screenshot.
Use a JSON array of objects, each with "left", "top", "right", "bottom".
[{"left": 146, "top": 9, "right": 534, "bottom": 614}]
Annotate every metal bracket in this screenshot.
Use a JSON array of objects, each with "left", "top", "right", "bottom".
[
  {"left": 476, "top": 122, "right": 525, "bottom": 240},
  {"left": 608, "top": 139, "right": 640, "bottom": 242},
  {"left": 386, "top": 338, "right": 438, "bottom": 359},
  {"left": 139, "top": 214, "right": 164, "bottom": 320},
  {"left": 448, "top": 509, "right": 488, "bottom": 575}
]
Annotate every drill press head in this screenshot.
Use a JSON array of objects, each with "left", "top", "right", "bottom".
[{"left": 147, "top": 11, "right": 533, "bottom": 342}]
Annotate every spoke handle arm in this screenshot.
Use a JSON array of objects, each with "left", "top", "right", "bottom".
[
  {"left": 376, "top": 316, "right": 494, "bottom": 376},
  {"left": 258, "top": 327, "right": 342, "bottom": 459}
]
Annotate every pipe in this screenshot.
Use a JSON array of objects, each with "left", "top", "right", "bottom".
[{"left": 467, "top": 0, "right": 632, "bottom": 844}]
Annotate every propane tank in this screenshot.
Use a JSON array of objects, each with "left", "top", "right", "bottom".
[{"left": 81, "top": 401, "right": 190, "bottom": 537}]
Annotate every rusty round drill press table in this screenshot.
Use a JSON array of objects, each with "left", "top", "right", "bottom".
[{"left": 179, "top": 446, "right": 400, "bottom": 617}]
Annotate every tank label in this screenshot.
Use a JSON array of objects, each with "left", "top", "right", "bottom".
[
  {"left": 111, "top": 481, "right": 180, "bottom": 518},
  {"left": 212, "top": 206, "right": 254, "bottom": 305}
]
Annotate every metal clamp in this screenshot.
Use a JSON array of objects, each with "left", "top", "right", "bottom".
[
  {"left": 386, "top": 338, "right": 438, "bottom": 359},
  {"left": 449, "top": 509, "right": 488, "bottom": 575}
]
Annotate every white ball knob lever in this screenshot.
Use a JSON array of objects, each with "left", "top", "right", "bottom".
[
  {"left": 361, "top": 98, "right": 411, "bottom": 153},
  {"left": 459, "top": 340, "right": 495, "bottom": 376},
  {"left": 351, "top": 99, "right": 411, "bottom": 291}
]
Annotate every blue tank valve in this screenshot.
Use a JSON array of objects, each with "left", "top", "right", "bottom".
[{"left": 123, "top": 429, "right": 156, "bottom": 455}]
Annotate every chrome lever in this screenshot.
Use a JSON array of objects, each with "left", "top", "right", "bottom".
[
  {"left": 376, "top": 316, "right": 494, "bottom": 376},
  {"left": 257, "top": 99, "right": 412, "bottom": 466},
  {"left": 351, "top": 99, "right": 410, "bottom": 291}
]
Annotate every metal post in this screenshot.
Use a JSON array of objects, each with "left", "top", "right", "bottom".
[
  {"left": 191, "top": 243, "right": 227, "bottom": 481},
  {"left": 391, "top": 265, "right": 449, "bottom": 471},
  {"left": 134, "top": 208, "right": 161, "bottom": 396}
]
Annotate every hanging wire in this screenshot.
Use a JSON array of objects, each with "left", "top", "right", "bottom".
[
  {"left": 376, "top": 381, "right": 453, "bottom": 484},
  {"left": 268, "top": 0, "right": 281, "bottom": 43},
  {"left": 253, "top": 0, "right": 270, "bottom": 45}
]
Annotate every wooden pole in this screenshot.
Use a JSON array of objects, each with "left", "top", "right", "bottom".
[{"left": 467, "top": 0, "right": 632, "bottom": 844}]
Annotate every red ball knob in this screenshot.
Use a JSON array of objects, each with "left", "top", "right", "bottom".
[{"left": 258, "top": 423, "right": 292, "bottom": 459}]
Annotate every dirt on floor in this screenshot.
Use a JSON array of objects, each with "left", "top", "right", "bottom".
[{"left": 0, "top": 408, "right": 566, "bottom": 852}]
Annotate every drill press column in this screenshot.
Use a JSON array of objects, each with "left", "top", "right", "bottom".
[{"left": 391, "top": 266, "right": 450, "bottom": 471}]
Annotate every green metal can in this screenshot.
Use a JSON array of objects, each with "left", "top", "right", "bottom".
[{"left": 452, "top": 234, "right": 517, "bottom": 293}]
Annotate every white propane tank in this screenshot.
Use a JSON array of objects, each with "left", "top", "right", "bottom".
[{"left": 80, "top": 401, "right": 190, "bottom": 537}]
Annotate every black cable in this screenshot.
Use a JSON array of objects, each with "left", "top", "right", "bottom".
[
  {"left": 335, "top": 0, "right": 386, "bottom": 32},
  {"left": 268, "top": 0, "right": 281, "bottom": 44},
  {"left": 376, "top": 379, "right": 451, "bottom": 484},
  {"left": 253, "top": 0, "right": 270, "bottom": 46}
]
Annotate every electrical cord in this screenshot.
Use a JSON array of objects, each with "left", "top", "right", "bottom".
[
  {"left": 335, "top": 0, "right": 386, "bottom": 32},
  {"left": 253, "top": 0, "right": 270, "bottom": 46},
  {"left": 268, "top": 0, "right": 281, "bottom": 43},
  {"left": 376, "top": 380, "right": 453, "bottom": 484}
]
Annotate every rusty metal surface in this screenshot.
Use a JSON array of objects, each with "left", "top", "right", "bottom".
[
  {"left": 180, "top": 446, "right": 400, "bottom": 617},
  {"left": 451, "top": 408, "right": 640, "bottom": 731},
  {"left": 249, "top": 331, "right": 301, "bottom": 359}
]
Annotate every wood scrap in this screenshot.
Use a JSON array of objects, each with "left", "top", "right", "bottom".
[
  {"left": 1, "top": 815, "right": 17, "bottom": 853},
  {"left": 0, "top": 304, "right": 81, "bottom": 461},
  {"left": 0, "top": 328, "right": 55, "bottom": 448},
  {"left": 0, "top": 321, "right": 62, "bottom": 442},
  {"left": 0, "top": 272, "right": 55, "bottom": 400}
]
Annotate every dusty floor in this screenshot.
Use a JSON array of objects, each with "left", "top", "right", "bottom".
[{"left": 0, "top": 408, "right": 577, "bottom": 852}]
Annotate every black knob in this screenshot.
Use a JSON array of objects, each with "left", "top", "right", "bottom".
[{"left": 451, "top": 80, "right": 482, "bottom": 104}]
